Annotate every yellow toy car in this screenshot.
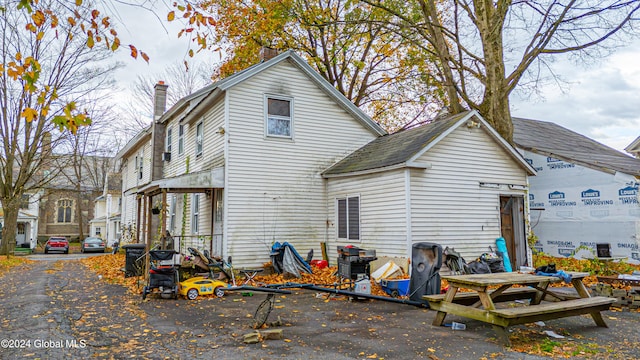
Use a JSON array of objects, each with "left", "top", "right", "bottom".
[{"left": 178, "top": 277, "right": 228, "bottom": 300}]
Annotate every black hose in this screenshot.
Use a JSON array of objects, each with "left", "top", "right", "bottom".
[{"left": 273, "top": 283, "right": 429, "bottom": 308}]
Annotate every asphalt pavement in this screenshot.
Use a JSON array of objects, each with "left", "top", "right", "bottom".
[{"left": 0, "top": 259, "right": 638, "bottom": 359}]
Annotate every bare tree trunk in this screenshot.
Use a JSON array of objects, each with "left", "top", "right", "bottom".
[{"left": 76, "top": 183, "right": 85, "bottom": 241}]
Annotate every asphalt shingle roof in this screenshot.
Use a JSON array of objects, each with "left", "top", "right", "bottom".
[
  {"left": 512, "top": 117, "right": 640, "bottom": 177},
  {"left": 323, "top": 112, "right": 470, "bottom": 175}
]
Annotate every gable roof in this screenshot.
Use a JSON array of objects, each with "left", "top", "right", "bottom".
[
  {"left": 323, "top": 111, "right": 535, "bottom": 177},
  {"left": 624, "top": 136, "right": 640, "bottom": 155},
  {"left": 512, "top": 117, "right": 640, "bottom": 177},
  {"left": 159, "top": 50, "right": 387, "bottom": 136}
]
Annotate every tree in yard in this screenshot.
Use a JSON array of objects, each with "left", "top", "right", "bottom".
[
  {"left": 0, "top": 1, "right": 119, "bottom": 255},
  {"left": 58, "top": 103, "right": 119, "bottom": 242},
  {"left": 171, "top": 0, "right": 446, "bottom": 129},
  {"left": 116, "top": 61, "right": 214, "bottom": 139},
  {"left": 361, "top": 0, "right": 640, "bottom": 142}
]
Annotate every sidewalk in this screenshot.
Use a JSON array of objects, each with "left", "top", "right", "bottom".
[{"left": 0, "top": 260, "right": 638, "bottom": 359}]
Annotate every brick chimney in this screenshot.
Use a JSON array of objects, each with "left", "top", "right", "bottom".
[
  {"left": 259, "top": 47, "right": 279, "bottom": 62},
  {"left": 153, "top": 81, "right": 168, "bottom": 121},
  {"left": 150, "top": 81, "right": 168, "bottom": 181}
]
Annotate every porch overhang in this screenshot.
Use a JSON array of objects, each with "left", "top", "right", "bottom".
[{"left": 136, "top": 168, "right": 225, "bottom": 196}]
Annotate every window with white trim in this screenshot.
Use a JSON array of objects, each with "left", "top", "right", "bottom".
[
  {"left": 337, "top": 196, "right": 360, "bottom": 240},
  {"left": 195, "top": 122, "right": 203, "bottom": 156},
  {"left": 178, "top": 124, "right": 184, "bottom": 155},
  {"left": 95, "top": 227, "right": 101, "bottom": 236},
  {"left": 191, "top": 194, "right": 200, "bottom": 234},
  {"left": 20, "top": 194, "right": 30, "bottom": 209},
  {"left": 136, "top": 150, "right": 143, "bottom": 180},
  {"left": 166, "top": 127, "right": 172, "bottom": 153},
  {"left": 57, "top": 199, "right": 74, "bottom": 223},
  {"left": 169, "top": 194, "right": 177, "bottom": 231},
  {"left": 266, "top": 96, "right": 292, "bottom": 138}
]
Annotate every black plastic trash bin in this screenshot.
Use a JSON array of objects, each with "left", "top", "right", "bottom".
[
  {"left": 123, "top": 244, "right": 146, "bottom": 278},
  {"left": 409, "top": 242, "right": 443, "bottom": 303}
]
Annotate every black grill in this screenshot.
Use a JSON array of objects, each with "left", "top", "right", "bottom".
[{"left": 337, "top": 246, "right": 376, "bottom": 280}]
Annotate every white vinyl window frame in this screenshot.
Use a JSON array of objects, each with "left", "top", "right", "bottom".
[
  {"left": 178, "top": 124, "right": 184, "bottom": 155},
  {"left": 191, "top": 193, "right": 200, "bottom": 234},
  {"left": 136, "top": 150, "right": 143, "bottom": 180},
  {"left": 336, "top": 195, "right": 360, "bottom": 241},
  {"left": 264, "top": 94, "right": 294, "bottom": 139},
  {"left": 195, "top": 121, "right": 203, "bottom": 157},
  {"left": 166, "top": 126, "right": 172, "bottom": 153}
]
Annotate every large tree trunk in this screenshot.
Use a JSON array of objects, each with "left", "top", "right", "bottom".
[
  {"left": 474, "top": 0, "right": 513, "bottom": 143},
  {"left": 1, "top": 197, "right": 19, "bottom": 256}
]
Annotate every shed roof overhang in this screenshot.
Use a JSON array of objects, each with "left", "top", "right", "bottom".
[{"left": 136, "top": 168, "right": 225, "bottom": 196}]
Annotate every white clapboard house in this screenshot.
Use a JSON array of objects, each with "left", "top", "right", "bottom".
[{"left": 117, "top": 50, "right": 536, "bottom": 268}]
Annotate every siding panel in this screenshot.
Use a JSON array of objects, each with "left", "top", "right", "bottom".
[
  {"left": 225, "top": 60, "right": 378, "bottom": 266},
  {"left": 410, "top": 126, "right": 528, "bottom": 260}
]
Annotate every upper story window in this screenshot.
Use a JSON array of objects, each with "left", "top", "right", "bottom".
[
  {"left": 135, "top": 152, "right": 143, "bottom": 180},
  {"left": 178, "top": 124, "right": 184, "bottom": 155},
  {"left": 57, "top": 199, "right": 73, "bottom": 223},
  {"left": 166, "top": 127, "right": 172, "bottom": 153},
  {"left": 196, "top": 122, "right": 203, "bottom": 157},
  {"left": 337, "top": 196, "right": 360, "bottom": 240},
  {"left": 20, "top": 194, "right": 30, "bottom": 209},
  {"left": 266, "top": 96, "right": 293, "bottom": 138}
]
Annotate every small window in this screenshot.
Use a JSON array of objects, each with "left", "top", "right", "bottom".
[
  {"left": 337, "top": 196, "right": 360, "bottom": 240},
  {"left": 178, "top": 124, "right": 184, "bottom": 155},
  {"left": 20, "top": 194, "right": 30, "bottom": 209},
  {"left": 166, "top": 127, "right": 172, "bottom": 153},
  {"left": 191, "top": 194, "right": 200, "bottom": 234},
  {"left": 196, "top": 122, "right": 203, "bottom": 157},
  {"left": 95, "top": 227, "right": 101, "bottom": 236},
  {"left": 266, "top": 96, "right": 292, "bottom": 138},
  {"left": 169, "top": 194, "right": 177, "bottom": 231},
  {"left": 136, "top": 151, "right": 143, "bottom": 180},
  {"left": 57, "top": 199, "right": 73, "bottom": 223}
]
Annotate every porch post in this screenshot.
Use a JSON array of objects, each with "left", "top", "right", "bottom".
[{"left": 161, "top": 190, "right": 167, "bottom": 249}]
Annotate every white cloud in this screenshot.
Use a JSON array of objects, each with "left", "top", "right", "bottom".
[{"left": 511, "top": 39, "right": 640, "bottom": 153}]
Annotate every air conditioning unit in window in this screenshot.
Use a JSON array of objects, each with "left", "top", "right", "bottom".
[{"left": 162, "top": 152, "right": 171, "bottom": 161}]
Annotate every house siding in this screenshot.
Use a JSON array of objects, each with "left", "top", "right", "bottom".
[
  {"left": 224, "top": 59, "right": 378, "bottom": 266},
  {"left": 164, "top": 98, "right": 226, "bottom": 177},
  {"left": 326, "top": 169, "right": 408, "bottom": 260},
  {"left": 120, "top": 140, "right": 152, "bottom": 229},
  {"left": 410, "top": 125, "right": 528, "bottom": 260}
]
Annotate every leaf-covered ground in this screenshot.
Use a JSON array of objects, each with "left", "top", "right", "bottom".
[{"left": 0, "top": 255, "right": 33, "bottom": 276}]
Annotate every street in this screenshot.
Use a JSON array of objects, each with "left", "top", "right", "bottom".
[{"left": 0, "top": 258, "right": 639, "bottom": 359}]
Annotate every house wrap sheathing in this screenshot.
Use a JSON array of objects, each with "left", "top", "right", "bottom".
[{"left": 513, "top": 118, "right": 640, "bottom": 264}]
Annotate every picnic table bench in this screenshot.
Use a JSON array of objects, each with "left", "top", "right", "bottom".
[{"left": 424, "top": 271, "right": 615, "bottom": 346}]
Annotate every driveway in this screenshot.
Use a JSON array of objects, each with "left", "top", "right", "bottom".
[{"left": 0, "top": 259, "right": 638, "bottom": 359}]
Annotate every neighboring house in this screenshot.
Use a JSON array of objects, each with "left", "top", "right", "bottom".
[
  {"left": 37, "top": 155, "right": 109, "bottom": 242},
  {"left": 0, "top": 193, "right": 40, "bottom": 249},
  {"left": 513, "top": 118, "right": 640, "bottom": 263},
  {"left": 120, "top": 50, "right": 537, "bottom": 269},
  {"left": 624, "top": 136, "right": 640, "bottom": 158},
  {"left": 116, "top": 124, "right": 154, "bottom": 244},
  {"left": 89, "top": 172, "right": 122, "bottom": 246}
]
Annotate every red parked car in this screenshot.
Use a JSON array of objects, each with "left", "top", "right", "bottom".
[{"left": 44, "top": 236, "right": 69, "bottom": 254}]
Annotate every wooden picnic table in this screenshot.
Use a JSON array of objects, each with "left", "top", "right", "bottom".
[{"left": 424, "top": 271, "right": 615, "bottom": 346}]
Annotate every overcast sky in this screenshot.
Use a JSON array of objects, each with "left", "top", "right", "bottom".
[{"left": 108, "top": 4, "right": 640, "bottom": 154}]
